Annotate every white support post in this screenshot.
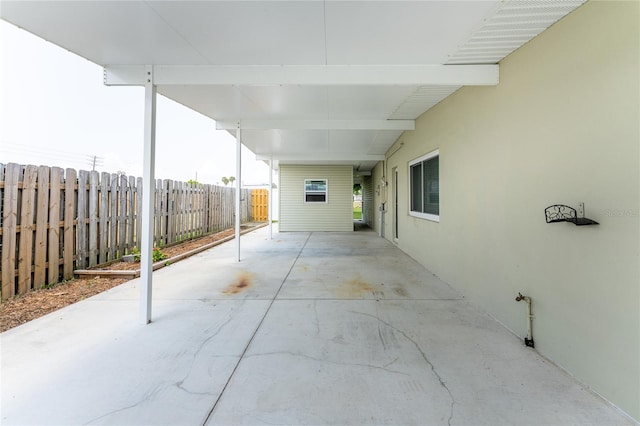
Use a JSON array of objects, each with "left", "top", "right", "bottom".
[
  {"left": 268, "top": 159, "right": 273, "bottom": 240},
  {"left": 140, "top": 66, "right": 156, "bottom": 324},
  {"left": 235, "top": 126, "right": 242, "bottom": 262}
]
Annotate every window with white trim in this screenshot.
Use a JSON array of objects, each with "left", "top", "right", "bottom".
[
  {"left": 409, "top": 149, "right": 439, "bottom": 221},
  {"left": 304, "top": 179, "right": 328, "bottom": 203}
]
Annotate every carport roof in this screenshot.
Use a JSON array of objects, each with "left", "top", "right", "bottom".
[{"left": 0, "top": 0, "right": 586, "bottom": 171}]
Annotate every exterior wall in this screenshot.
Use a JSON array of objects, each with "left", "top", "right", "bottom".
[
  {"left": 279, "top": 165, "right": 353, "bottom": 232},
  {"left": 371, "top": 162, "right": 384, "bottom": 236},
  {"left": 379, "top": 1, "right": 639, "bottom": 420},
  {"left": 361, "top": 176, "right": 374, "bottom": 227}
]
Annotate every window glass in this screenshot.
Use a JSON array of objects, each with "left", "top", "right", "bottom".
[
  {"left": 304, "top": 179, "right": 327, "bottom": 203},
  {"left": 423, "top": 156, "right": 439, "bottom": 215},
  {"left": 411, "top": 164, "right": 422, "bottom": 212},
  {"left": 409, "top": 149, "right": 439, "bottom": 221}
]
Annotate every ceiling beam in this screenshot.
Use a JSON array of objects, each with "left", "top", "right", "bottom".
[
  {"left": 104, "top": 64, "right": 498, "bottom": 86},
  {"left": 256, "top": 153, "right": 385, "bottom": 162},
  {"left": 216, "top": 119, "right": 414, "bottom": 131}
]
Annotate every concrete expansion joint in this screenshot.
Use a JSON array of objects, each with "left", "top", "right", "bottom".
[
  {"left": 353, "top": 310, "right": 456, "bottom": 426},
  {"left": 202, "top": 233, "right": 312, "bottom": 425}
]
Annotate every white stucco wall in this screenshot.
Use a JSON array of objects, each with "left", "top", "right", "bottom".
[
  {"left": 377, "top": 1, "right": 639, "bottom": 419},
  {"left": 279, "top": 165, "right": 353, "bottom": 232}
]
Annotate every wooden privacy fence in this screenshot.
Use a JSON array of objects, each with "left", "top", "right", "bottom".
[
  {"left": 251, "top": 189, "right": 269, "bottom": 222},
  {"left": 0, "top": 163, "right": 254, "bottom": 301}
]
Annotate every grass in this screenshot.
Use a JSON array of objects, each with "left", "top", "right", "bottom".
[{"left": 353, "top": 206, "right": 362, "bottom": 220}]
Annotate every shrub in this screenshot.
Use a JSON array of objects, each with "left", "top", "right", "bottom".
[{"left": 130, "top": 246, "right": 167, "bottom": 263}]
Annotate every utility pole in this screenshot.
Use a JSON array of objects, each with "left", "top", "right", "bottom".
[{"left": 86, "top": 155, "right": 104, "bottom": 171}]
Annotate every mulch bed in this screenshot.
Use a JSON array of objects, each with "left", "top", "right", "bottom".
[{"left": 0, "top": 225, "right": 262, "bottom": 333}]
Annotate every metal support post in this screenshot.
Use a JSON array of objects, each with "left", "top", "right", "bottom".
[
  {"left": 235, "top": 126, "right": 242, "bottom": 262},
  {"left": 140, "top": 66, "right": 156, "bottom": 324},
  {"left": 268, "top": 158, "right": 273, "bottom": 239}
]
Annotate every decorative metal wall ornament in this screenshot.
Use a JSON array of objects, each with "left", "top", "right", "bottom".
[{"left": 545, "top": 204, "right": 598, "bottom": 226}]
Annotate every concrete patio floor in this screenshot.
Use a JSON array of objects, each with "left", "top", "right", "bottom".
[{"left": 1, "top": 225, "right": 632, "bottom": 425}]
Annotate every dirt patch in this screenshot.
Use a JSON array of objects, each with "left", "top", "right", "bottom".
[
  {"left": 222, "top": 272, "right": 254, "bottom": 295},
  {"left": 0, "top": 225, "right": 263, "bottom": 333}
]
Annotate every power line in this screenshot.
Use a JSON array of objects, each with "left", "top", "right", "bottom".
[{"left": 0, "top": 140, "right": 105, "bottom": 170}]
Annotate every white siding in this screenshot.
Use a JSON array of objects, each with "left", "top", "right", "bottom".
[{"left": 279, "top": 165, "right": 353, "bottom": 232}]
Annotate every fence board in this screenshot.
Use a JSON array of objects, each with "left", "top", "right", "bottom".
[
  {"left": 199, "top": 185, "right": 205, "bottom": 236},
  {"left": 1, "top": 164, "right": 20, "bottom": 299},
  {"left": 154, "top": 179, "right": 161, "bottom": 245},
  {"left": 33, "top": 166, "right": 50, "bottom": 288},
  {"left": 136, "top": 177, "right": 142, "bottom": 250},
  {"left": 47, "top": 167, "right": 63, "bottom": 285},
  {"left": 63, "top": 168, "right": 77, "bottom": 280},
  {"left": 99, "top": 172, "right": 110, "bottom": 264},
  {"left": 0, "top": 163, "right": 6, "bottom": 230},
  {"left": 177, "top": 181, "right": 185, "bottom": 240},
  {"left": 166, "top": 180, "right": 175, "bottom": 242},
  {"left": 47, "top": 167, "right": 64, "bottom": 284},
  {"left": 109, "top": 173, "right": 118, "bottom": 261},
  {"left": 127, "top": 175, "right": 135, "bottom": 253},
  {"left": 76, "top": 170, "right": 88, "bottom": 269},
  {"left": 118, "top": 174, "right": 127, "bottom": 257},
  {"left": 18, "top": 166, "right": 38, "bottom": 294},
  {"left": 161, "top": 179, "right": 169, "bottom": 246},
  {"left": 88, "top": 171, "right": 99, "bottom": 267}
]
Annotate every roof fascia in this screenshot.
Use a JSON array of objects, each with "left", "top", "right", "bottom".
[
  {"left": 104, "top": 64, "right": 499, "bottom": 86},
  {"left": 216, "top": 119, "right": 414, "bottom": 131}
]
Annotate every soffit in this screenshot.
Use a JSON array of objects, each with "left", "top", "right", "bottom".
[{"left": 0, "top": 1, "right": 586, "bottom": 171}]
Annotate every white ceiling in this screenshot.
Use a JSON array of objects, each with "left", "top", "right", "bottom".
[{"left": 0, "top": 0, "right": 586, "bottom": 172}]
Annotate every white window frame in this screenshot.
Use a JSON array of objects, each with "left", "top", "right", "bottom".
[
  {"left": 304, "top": 179, "right": 328, "bottom": 203},
  {"left": 409, "top": 149, "right": 439, "bottom": 222}
]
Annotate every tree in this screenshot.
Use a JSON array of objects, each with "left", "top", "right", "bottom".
[
  {"left": 353, "top": 183, "right": 362, "bottom": 195},
  {"left": 228, "top": 176, "right": 236, "bottom": 185},
  {"left": 221, "top": 176, "right": 229, "bottom": 186}
]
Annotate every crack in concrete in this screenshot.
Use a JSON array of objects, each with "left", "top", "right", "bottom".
[
  {"left": 377, "top": 322, "right": 389, "bottom": 350},
  {"left": 383, "top": 356, "right": 400, "bottom": 369},
  {"left": 83, "top": 386, "right": 163, "bottom": 425},
  {"left": 175, "top": 312, "right": 236, "bottom": 394},
  {"left": 245, "top": 350, "right": 410, "bottom": 377},
  {"left": 353, "top": 311, "right": 456, "bottom": 426}
]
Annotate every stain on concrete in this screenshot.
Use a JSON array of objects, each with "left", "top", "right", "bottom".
[
  {"left": 336, "top": 276, "right": 373, "bottom": 298},
  {"left": 222, "top": 272, "right": 254, "bottom": 295},
  {"left": 393, "top": 287, "right": 409, "bottom": 297}
]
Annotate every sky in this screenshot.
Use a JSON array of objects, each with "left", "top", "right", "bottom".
[{"left": 0, "top": 20, "right": 270, "bottom": 186}]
